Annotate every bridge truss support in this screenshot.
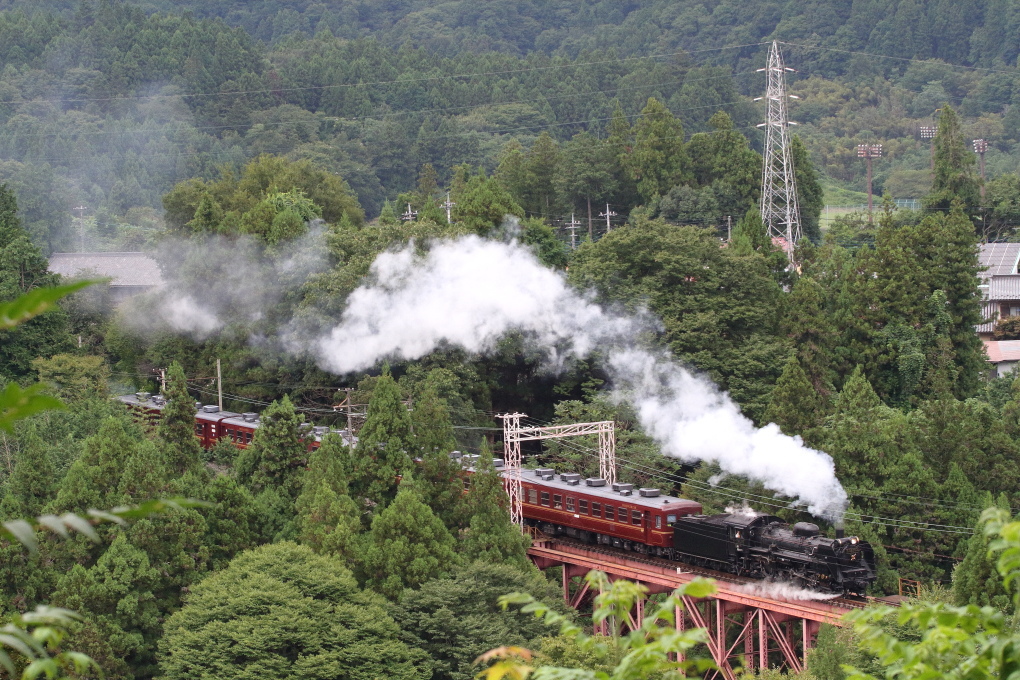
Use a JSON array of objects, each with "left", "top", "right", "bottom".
[
  {"left": 532, "top": 540, "right": 845, "bottom": 679},
  {"left": 498, "top": 413, "right": 616, "bottom": 526}
]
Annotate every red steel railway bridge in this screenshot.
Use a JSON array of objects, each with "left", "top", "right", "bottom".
[{"left": 527, "top": 537, "right": 866, "bottom": 679}]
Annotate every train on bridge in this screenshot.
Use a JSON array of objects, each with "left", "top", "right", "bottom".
[{"left": 119, "top": 392, "right": 877, "bottom": 596}]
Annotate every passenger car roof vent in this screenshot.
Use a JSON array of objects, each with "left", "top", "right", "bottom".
[
  {"left": 585, "top": 477, "right": 607, "bottom": 487},
  {"left": 242, "top": 413, "right": 258, "bottom": 422},
  {"left": 561, "top": 473, "right": 581, "bottom": 485},
  {"left": 612, "top": 482, "right": 633, "bottom": 492},
  {"left": 201, "top": 405, "right": 220, "bottom": 413},
  {"left": 638, "top": 488, "right": 660, "bottom": 498}
]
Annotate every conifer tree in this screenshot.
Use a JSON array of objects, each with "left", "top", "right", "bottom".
[
  {"left": 359, "top": 477, "right": 458, "bottom": 599},
  {"left": 791, "top": 135, "right": 824, "bottom": 242},
  {"left": 0, "top": 429, "right": 53, "bottom": 517},
  {"left": 51, "top": 534, "right": 162, "bottom": 678},
  {"left": 49, "top": 417, "right": 139, "bottom": 513},
  {"left": 953, "top": 494, "right": 1013, "bottom": 613},
  {"left": 351, "top": 369, "right": 414, "bottom": 508},
  {"left": 202, "top": 475, "right": 261, "bottom": 570},
  {"left": 764, "top": 356, "right": 825, "bottom": 437},
  {"left": 460, "top": 449, "right": 529, "bottom": 568},
  {"left": 236, "top": 395, "right": 306, "bottom": 498},
  {"left": 925, "top": 105, "right": 980, "bottom": 213},
  {"left": 525, "top": 132, "right": 561, "bottom": 216},
  {"left": 117, "top": 439, "right": 171, "bottom": 503},
  {"left": 628, "top": 97, "right": 688, "bottom": 201},
  {"left": 411, "top": 384, "right": 466, "bottom": 529},
  {"left": 157, "top": 361, "right": 202, "bottom": 475},
  {"left": 781, "top": 275, "right": 837, "bottom": 396},
  {"left": 295, "top": 435, "right": 361, "bottom": 565}
]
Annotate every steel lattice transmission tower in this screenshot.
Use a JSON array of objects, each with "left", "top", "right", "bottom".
[{"left": 757, "top": 41, "right": 801, "bottom": 253}]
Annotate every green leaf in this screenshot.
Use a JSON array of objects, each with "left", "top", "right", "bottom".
[
  {"left": 0, "top": 280, "right": 98, "bottom": 330},
  {"left": 1, "top": 519, "right": 38, "bottom": 553},
  {"left": 0, "top": 383, "right": 65, "bottom": 432},
  {"left": 58, "top": 513, "right": 99, "bottom": 542}
]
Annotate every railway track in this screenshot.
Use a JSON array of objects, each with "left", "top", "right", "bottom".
[{"left": 541, "top": 536, "right": 874, "bottom": 610}]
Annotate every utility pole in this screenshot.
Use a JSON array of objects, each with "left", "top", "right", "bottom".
[
  {"left": 153, "top": 367, "right": 166, "bottom": 394},
  {"left": 757, "top": 41, "right": 801, "bottom": 258},
  {"left": 727, "top": 215, "right": 732, "bottom": 242},
  {"left": 586, "top": 196, "right": 593, "bottom": 240},
  {"left": 336, "top": 387, "right": 356, "bottom": 435},
  {"left": 73, "top": 205, "right": 87, "bottom": 252},
  {"left": 598, "top": 203, "right": 617, "bottom": 233},
  {"left": 920, "top": 125, "right": 936, "bottom": 177},
  {"left": 565, "top": 213, "right": 581, "bottom": 250},
  {"left": 856, "top": 144, "right": 883, "bottom": 223},
  {"left": 441, "top": 191, "right": 456, "bottom": 224},
  {"left": 401, "top": 203, "right": 418, "bottom": 222},
  {"left": 216, "top": 358, "right": 223, "bottom": 411},
  {"left": 973, "top": 139, "right": 988, "bottom": 201}
]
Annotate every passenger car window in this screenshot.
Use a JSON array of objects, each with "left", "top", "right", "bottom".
[
  {"left": 528, "top": 489, "right": 538, "bottom": 504},
  {"left": 540, "top": 491, "right": 550, "bottom": 506},
  {"left": 591, "top": 502, "right": 601, "bottom": 517},
  {"left": 655, "top": 515, "right": 662, "bottom": 529},
  {"left": 553, "top": 494, "right": 562, "bottom": 509},
  {"left": 632, "top": 510, "right": 642, "bottom": 525},
  {"left": 579, "top": 499, "right": 589, "bottom": 514},
  {"left": 566, "top": 497, "right": 575, "bottom": 512},
  {"left": 605, "top": 505, "right": 614, "bottom": 521}
]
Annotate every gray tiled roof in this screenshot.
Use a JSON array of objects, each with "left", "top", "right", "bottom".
[
  {"left": 989, "top": 275, "right": 1020, "bottom": 301},
  {"left": 979, "top": 243, "right": 1020, "bottom": 279},
  {"left": 48, "top": 252, "right": 163, "bottom": 288}
]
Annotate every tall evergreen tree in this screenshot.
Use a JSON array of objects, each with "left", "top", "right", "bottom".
[
  {"left": 558, "top": 132, "right": 617, "bottom": 239},
  {"left": 525, "top": 132, "right": 561, "bottom": 217},
  {"left": 350, "top": 369, "right": 414, "bottom": 508},
  {"left": 411, "top": 384, "right": 465, "bottom": 530},
  {"left": 460, "top": 449, "right": 529, "bottom": 568},
  {"left": 157, "top": 361, "right": 202, "bottom": 475},
  {"left": 295, "top": 435, "right": 362, "bottom": 566},
  {"left": 792, "top": 135, "right": 824, "bottom": 243},
  {"left": 953, "top": 494, "right": 1014, "bottom": 614},
  {"left": 781, "top": 275, "right": 837, "bottom": 397},
  {"left": 925, "top": 105, "right": 980, "bottom": 213},
  {"left": 0, "top": 429, "right": 53, "bottom": 517},
  {"left": 628, "top": 97, "right": 689, "bottom": 202},
  {"left": 0, "top": 184, "right": 70, "bottom": 378},
  {"left": 236, "top": 395, "right": 306, "bottom": 498},
  {"left": 359, "top": 479, "right": 458, "bottom": 599},
  {"left": 763, "top": 356, "right": 826, "bottom": 437}
]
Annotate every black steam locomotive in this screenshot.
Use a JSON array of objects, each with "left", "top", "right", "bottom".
[{"left": 671, "top": 513, "right": 877, "bottom": 597}]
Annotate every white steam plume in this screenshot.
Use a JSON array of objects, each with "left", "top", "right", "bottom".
[
  {"left": 122, "top": 223, "right": 330, "bottom": 340},
  {"left": 302, "top": 234, "right": 848, "bottom": 519}
]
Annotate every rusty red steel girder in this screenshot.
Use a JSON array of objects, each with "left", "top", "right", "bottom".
[{"left": 528, "top": 540, "right": 858, "bottom": 680}]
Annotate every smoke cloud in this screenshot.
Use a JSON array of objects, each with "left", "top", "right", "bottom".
[
  {"left": 300, "top": 233, "right": 848, "bottom": 520},
  {"left": 734, "top": 580, "right": 841, "bottom": 602},
  {"left": 122, "top": 223, "right": 330, "bottom": 340}
]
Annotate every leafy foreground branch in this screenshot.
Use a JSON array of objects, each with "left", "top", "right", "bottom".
[
  {"left": 845, "top": 508, "right": 1020, "bottom": 680},
  {"left": 478, "top": 572, "right": 717, "bottom": 680}
]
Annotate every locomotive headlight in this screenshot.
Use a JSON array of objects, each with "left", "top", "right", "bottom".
[{"left": 851, "top": 537, "right": 858, "bottom": 544}]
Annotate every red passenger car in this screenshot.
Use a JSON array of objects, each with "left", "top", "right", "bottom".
[{"left": 515, "top": 468, "right": 702, "bottom": 554}]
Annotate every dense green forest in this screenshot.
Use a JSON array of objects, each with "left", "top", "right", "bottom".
[
  {"left": 0, "top": 1, "right": 1017, "bottom": 250},
  {"left": 4, "top": 1, "right": 1020, "bottom": 679}
]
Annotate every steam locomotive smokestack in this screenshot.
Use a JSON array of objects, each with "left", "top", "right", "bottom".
[{"left": 835, "top": 521, "right": 845, "bottom": 539}]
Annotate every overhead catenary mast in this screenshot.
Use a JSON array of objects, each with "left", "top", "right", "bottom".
[{"left": 757, "top": 41, "right": 801, "bottom": 256}]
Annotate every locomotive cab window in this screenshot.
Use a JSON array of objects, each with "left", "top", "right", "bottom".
[
  {"left": 553, "top": 494, "right": 562, "bottom": 509},
  {"left": 566, "top": 497, "right": 575, "bottom": 512},
  {"left": 528, "top": 489, "right": 538, "bottom": 504},
  {"left": 579, "top": 499, "right": 589, "bottom": 514},
  {"left": 540, "top": 492, "right": 550, "bottom": 507},
  {"left": 632, "top": 510, "right": 642, "bottom": 526},
  {"left": 591, "top": 502, "right": 601, "bottom": 517},
  {"left": 605, "top": 505, "right": 614, "bottom": 521},
  {"left": 667, "top": 514, "right": 677, "bottom": 525}
]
